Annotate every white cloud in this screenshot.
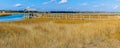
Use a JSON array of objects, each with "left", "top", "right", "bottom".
[
  {"left": 42, "top": 0, "right": 56, "bottom": 5},
  {"left": 43, "top": 2, "right": 49, "bottom": 5},
  {"left": 25, "top": 6, "right": 36, "bottom": 11},
  {"left": 59, "top": 0, "right": 67, "bottom": 4},
  {"left": 67, "top": 7, "right": 71, "bottom": 9},
  {"left": 93, "top": 4, "right": 105, "bottom": 7},
  {"left": 14, "top": 3, "right": 22, "bottom": 7},
  {"left": 51, "top": 0, "right": 56, "bottom": 2},
  {"left": 80, "top": 3, "right": 88, "bottom": 6},
  {"left": 93, "top": 5, "right": 99, "bottom": 7},
  {"left": 100, "top": 4, "right": 105, "bottom": 6},
  {"left": 116, "top": 0, "right": 120, "bottom": 1},
  {"left": 113, "top": 5, "right": 119, "bottom": 9},
  {"left": 42, "top": 0, "right": 67, "bottom": 5}
]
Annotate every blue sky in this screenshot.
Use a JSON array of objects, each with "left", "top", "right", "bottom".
[{"left": 0, "top": 0, "right": 120, "bottom": 12}]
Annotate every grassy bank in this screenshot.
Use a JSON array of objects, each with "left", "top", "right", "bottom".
[
  {"left": 0, "top": 13, "right": 11, "bottom": 16},
  {"left": 0, "top": 18, "right": 120, "bottom": 48}
]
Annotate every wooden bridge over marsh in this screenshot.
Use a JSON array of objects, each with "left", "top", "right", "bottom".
[{"left": 29, "top": 13, "right": 120, "bottom": 20}]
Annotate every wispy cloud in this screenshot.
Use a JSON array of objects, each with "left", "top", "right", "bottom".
[
  {"left": 59, "top": 0, "right": 67, "bottom": 4},
  {"left": 113, "top": 5, "right": 119, "bottom": 9},
  {"left": 116, "top": 0, "right": 120, "bottom": 1},
  {"left": 67, "top": 7, "right": 72, "bottom": 9},
  {"left": 14, "top": 3, "right": 22, "bottom": 7},
  {"left": 92, "top": 3, "right": 106, "bottom": 8},
  {"left": 51, "top": 0, "right": 56, "bottom": 2},
  {"left": 100, "top": 4, "right": 105, "bottom": 6},
  {"left": 80, "top": 3, "right": 88, "bottom": 6},
  {"left": 42, "top": 0, "right": 56, "bottom": 5},
  {"left": 43, "top": 2, "right": 49, "bottom": 5},
  {"left": 93, "top": 5, "right": 100, "bottom": 7},
  {"left": 42, "top": 0, "right": 68, "bottom": 5}
]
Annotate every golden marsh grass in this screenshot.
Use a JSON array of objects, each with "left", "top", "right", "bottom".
[{"left": 0, "top": 15, "right": 120, "bottom": 48}]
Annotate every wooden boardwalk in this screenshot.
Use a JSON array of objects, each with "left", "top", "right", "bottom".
[{"left": 39, "top": 13, "right": 120, "bottom": 20}]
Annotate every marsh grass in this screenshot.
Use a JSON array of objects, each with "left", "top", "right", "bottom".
[
  {"left": 0, "top": 24, "right": 28, "bottom": 39},
  {"left": 0, "top": 17, "right": 120, "bottom": 48}
]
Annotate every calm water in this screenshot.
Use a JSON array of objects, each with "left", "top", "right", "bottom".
[{"left": 0, "top": 14, "right": 24, "bottom": 22}]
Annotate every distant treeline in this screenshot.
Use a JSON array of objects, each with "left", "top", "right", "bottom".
[
  {"left": 48, "top": 11, "right": 80, "bottom": 13},
  {"left": 0, "top": 10, "right": 119, "bottom": 13}
]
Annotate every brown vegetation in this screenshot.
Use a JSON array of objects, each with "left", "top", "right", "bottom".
[
  {"left": 40, "top": 13, "right": 120, "bottom": 20},
  {"left": 0, "top": 17, "right": 120, "bottom": 48},
  {"left": 0, "top": 13, "right": 120, "bottom": 48}
]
